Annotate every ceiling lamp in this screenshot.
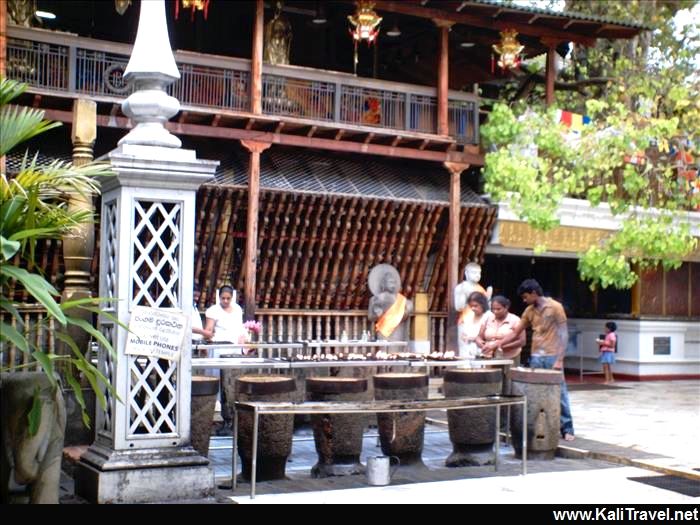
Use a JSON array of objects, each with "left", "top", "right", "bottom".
[
  {"left": 492, "top": 28, "right": 524, "bottom": 72},
  {"left": 175, "top": 0, "right": 210, "bottom": 21},
  {"left": 386, "top": 21, "right": 401, "bottom": 37},
  {"left": 348, "top": 1, "right": 383, "bottom": 74},
  {"left": 311, "top": 2, "right": 327, "bottom": 25},
  {"left": 114, "top": 0, "right": 131, "bottom": 15},
  {"left": 35, "top": 10, "right": 56, "bottom": 19},
  {"left": 348, "top": 1, "right": 382, "bottom": 43}
]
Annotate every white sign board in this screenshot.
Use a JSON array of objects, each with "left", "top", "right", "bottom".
[{"left": 125, "top": 306, "right": 188, "bottom": 361}]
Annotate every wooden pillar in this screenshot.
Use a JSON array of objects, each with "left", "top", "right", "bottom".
[
  {"left": 435, "top": 20, "right": 453, "bottom": 136},
  {"left": 250, "top": 0, "right": 264, "bottom": 115},
  {"left": 0, "top": 0, "right": 6, "bottom": 78},
  {"left": 241, "top": 139, "right": 271, "bottom": 321},
  {"left": 59, "top": 100, "right": 97, "bottom": 444},
  {"left": 60, "top": 100, "right": 97, "bottom": 361},
  {"left": 444, "top": 161, "right": 469, "bottom": 352},
  {"left": 0, "top": 0, "right": 6, "bottom": 175},
  {"left": 630, "top": 263, "right": 641, "bottom": 318},
  {"left": 543, "top": 40, "right": 558, "bottom": 107},
  {"left": 412, "top": 291, "right": 430, "bottom": 354}
]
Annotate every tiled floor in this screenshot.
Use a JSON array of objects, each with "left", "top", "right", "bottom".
[{"left": 59, "top": 378, "right": 700, "bottom": 503}]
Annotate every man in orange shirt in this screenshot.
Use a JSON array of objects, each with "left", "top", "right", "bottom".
[{"left": 498, "top": 278, "right": 575, "bottom": 442}]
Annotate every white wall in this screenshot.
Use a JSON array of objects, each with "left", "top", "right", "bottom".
[{"left": 565, "top": 318, "right": 700, "bottom": 378}]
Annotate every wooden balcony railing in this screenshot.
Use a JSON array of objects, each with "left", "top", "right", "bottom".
[
  {"left": 0, "top": 304, "right": 56, "bottom": 372},
  {"left": 7, "top": 26, "right": 479, "bottom": 145}
]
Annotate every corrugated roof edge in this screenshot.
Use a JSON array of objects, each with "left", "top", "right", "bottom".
[{"left": 468, "top": 0, "right": 653, "bottom": 31}]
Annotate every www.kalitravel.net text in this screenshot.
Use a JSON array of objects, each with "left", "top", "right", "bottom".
[{"left": 553, "top": 508, "right": 699, "bottom": 521}]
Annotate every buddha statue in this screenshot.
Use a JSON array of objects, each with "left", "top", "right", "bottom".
[
  {"left": 368, "top": 264, "right": 413, "bottom": 342},
  {"left": 264, "top": 1, "right": 292, "bottom": 66}
]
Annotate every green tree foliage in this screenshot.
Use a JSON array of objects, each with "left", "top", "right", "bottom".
[
  {"left": 482, "top": 0, "right": 699, "bottom": 289},
  {"left": 0, "top": 78, "right": 118, "bottom": 431}
]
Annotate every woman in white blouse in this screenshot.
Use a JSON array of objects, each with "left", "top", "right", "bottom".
[{"left": 202, "top": 285, "right": 246, "bottom": 353}]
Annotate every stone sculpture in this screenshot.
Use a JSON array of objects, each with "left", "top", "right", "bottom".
[
  {"left": 1, "top": 373, "right": 67, "bottom": 504},
  {"left": 368, "top": 264, "right": 413, "bottom": 342},
  {"left": 454, "top": 262, "right": 492, "bottom": 357}
]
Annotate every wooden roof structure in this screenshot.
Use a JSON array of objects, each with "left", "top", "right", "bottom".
[
  {"left": 5, "top": 142, "right": 496, "bottom": 313},
  {"left": 1, "top": 0, "right": 646, "bottom": 323}
]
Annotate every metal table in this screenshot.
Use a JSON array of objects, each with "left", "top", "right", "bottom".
[
  {"left": 193, "top": 342, "right": 304, "bottom": 359},
  {"left": 302, "top": 340, "right": 408, "bottom": 352},
  {"left": 191, "top": 357, "right": 292, "bottom": 370},
  {"left": 288, "top": 359, "right": 410, "bottom": 369},
  {"left": 407, "top": 358, "right": 513, "bottom": 369},
  {"left": 232, "top": 394, "right": 527, "bottom": 499}
]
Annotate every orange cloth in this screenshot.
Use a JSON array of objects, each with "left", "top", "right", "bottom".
[
  {"left": 457, "top": 284, "right": 487, "bottom": 325},
  {"left": 375, "top": 294, "right": 407, "bottom": 338}
]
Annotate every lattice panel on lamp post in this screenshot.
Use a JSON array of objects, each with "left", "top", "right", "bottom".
[
  {"left": 104, "top": 201, "right": 119, "bottom": 303},
  {"left": 98, "top": 323, "right": 116, "bottom": 435},
  {"left": 128, "top": 356, "right": 178, "bottom": 436},
  {"left": 131, "top": 200, "right": 182, "bottom": 308}
]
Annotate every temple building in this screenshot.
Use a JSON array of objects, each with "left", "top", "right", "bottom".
[{"left": 1, "top": 0, "right": 697, "bottom": 379}]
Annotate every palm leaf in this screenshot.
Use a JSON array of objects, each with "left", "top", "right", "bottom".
[
  {"left": 0, "top": 105, "right": 61, "bottom": 156},
  {"left": 27, "top": 389, "right": 43, "bottom": 437},
  {"left": 0, "top": 321, "right": 29, "bottom": 353},
  {"left": 0, "top": 78, "right": 27, "bottom": 105},
  {"left": 31, "top": 351, "right": 58, "bottom": 390},
  {"left": 0, "top": 265, "right": 65, "bottom": 324},
  {"left": 0, "top": 297, "right": 22, "bottom": 324}
]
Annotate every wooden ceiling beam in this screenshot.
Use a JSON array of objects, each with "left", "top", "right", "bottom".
[{"left": 41, "top": 109, "right": 484, "bottom": 166}]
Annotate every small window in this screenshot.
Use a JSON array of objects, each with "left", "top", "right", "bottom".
[{"left": 653, "top": 337, "right": 671, "bottom": 355}]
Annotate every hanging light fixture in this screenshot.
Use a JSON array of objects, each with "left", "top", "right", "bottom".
[
  {"left": 386, "top": 20, "right": 401, "bottom": 37},
  {"left": 492, "top": 28, "right": 524, "bottom": 72},
  {"left": 311, "top": 1, "right": 327, "bottom": 25},
  {"left": 175, "top": 0, "right": 211, "bottom": 21},
  {"left": 348, "top": 1, "right": 383, "bottom": 74},
  {"left": 114, "top": 0, "right": 131, "bottom": 15},
  {"left": 348, "top": 1, "right": 382, "bottom": 42}
]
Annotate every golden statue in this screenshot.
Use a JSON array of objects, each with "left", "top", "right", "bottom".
[
  {"left": 264, "top": 1, "right": 292, "bottom": 65},
  {"left": 7, "top": 0, "right": 36, "bottom": 27}
]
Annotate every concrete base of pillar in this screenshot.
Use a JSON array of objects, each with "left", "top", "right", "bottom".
[{"left": 74, "top": 444, "right": 215, "bottom": 503}]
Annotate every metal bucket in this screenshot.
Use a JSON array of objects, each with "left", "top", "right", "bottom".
[{"left": 366, "top": 455, "right": 399, "bottom": 486}]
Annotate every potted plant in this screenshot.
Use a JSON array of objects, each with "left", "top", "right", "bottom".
[{"left": 0, "top": 78, "right": 117, "bottom": 503}]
